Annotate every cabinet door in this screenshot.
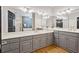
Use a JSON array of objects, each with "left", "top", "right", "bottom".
[
  {"left": 67, "top": 37, "right": 78, "bottom": 52},
  {"left": 47, "top": 34, "right": 53, "bottom": 46},
  {"left": 55, "top": 38, "right": 59, "bottom": 45},
  {"left": 20, "top": 40, "right": 32, "bottom": 53},
  {"left": 54, "top": 31, "right": 59, "bottom": 45},
  {"left": 59, "top": 35, "right": 66, "bottom": 48},
  {"left": 78, "top": 37, "right": 79, "bottom": 52},
  {"left": 33, "top": 38, "right": 40, "bottom": 51},
  {"left": 40, "top": 37, "right": 47, "bottom": 48}
]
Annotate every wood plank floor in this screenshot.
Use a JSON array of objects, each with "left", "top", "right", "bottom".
[{"left": 33, "top": 45, "right": 68, "bottom": 53}]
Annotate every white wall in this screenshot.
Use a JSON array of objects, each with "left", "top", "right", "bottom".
[
  {"left": 35, "top": 13, "right": 42, "bottom": 29},
  {"left": 47, "top": 16, "right": 55, "bottom": 28},
  {"left": 2, "top": 6, "right": 23, "bottom": 33},
  {"left": 2, "top": 6, "right": 16, "bottom": 33}
]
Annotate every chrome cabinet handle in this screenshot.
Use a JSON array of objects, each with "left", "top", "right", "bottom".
[{"left": 2, "top": 41, "right": 7, "bottom": 45}]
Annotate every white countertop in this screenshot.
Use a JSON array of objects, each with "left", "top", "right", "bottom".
[
  {"left": 2, "top": 30, "right": 54, "bottom": 40},
  {"left": 53, "top": 28, "right": 79, "bottom": 33},
  {"left": 2, "top": 28, "right": 79, "bottom": 40}
]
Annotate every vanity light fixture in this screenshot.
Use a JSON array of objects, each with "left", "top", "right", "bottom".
[
  {"left": 19, "top": 7, "right": 50, "bottom": 18},
  {"left": 66, "top": 8, "right": 73, "bottom": 14},
  {"left": 57, "top": 8, "right": 73, "bottom": 15},
  {"left": 42, "top": 12, "right": 48, "bottom": 16},
  {"left": 37, "top": 11, "right": 43, "bottom": 15},
  {"left": 56, "top": 15, "right": 62, "bottom": 19},
  {"left": 37, "top": 9, "right": 45, "bottom": 15},
  {"left": 29, "top": 9, "right": 35, "bottom": 13},
  {"left": 56, "top": 15, "right": 66, "bottom": 19},
  {"left": 61, "top": 11, "right": 66, "bottom": 15},
  {"left": 19, "top": 7, "right": 28, "bottom": 12},
  {"left": 43, "top": 15, "right": 50, "bottom": 19},
  {"left": 57, "top": 12, "right": 61, "bottom": 15}
]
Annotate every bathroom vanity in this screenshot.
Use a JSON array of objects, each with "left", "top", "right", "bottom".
[
  {"left": 1, "top": 29, "right": 79, "bottom": 53},
  {"left": 2, "top": 30, "right": 54, "bottom": 53}
]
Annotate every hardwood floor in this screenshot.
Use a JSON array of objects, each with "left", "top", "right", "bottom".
[{"left": 33, "top": 45, "right": 68, "bottom": 53}]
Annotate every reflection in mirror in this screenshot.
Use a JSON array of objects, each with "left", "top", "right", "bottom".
[
  {"left": 8, "top": 10, "right": 15, "bottom": 32},
  {"left": 56, "top": 19, "right": 63, "bottom": 28},
  {"left": 77, "top": 17, "right": 79, "bottom": 29},
  {"left": 22, "top": 13, "right": 32, "bottom": 31}
]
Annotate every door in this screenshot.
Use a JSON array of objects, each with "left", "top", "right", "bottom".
[{"left": 20, "top": 40, "right": 32, "bottom": 53}]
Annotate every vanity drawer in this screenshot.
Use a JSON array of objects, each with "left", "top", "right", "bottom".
[
  {"left": 33, "top": 34, "right": 48, "bottom": 39},
  {"left": 54, "top": 30, "right": 59, "bottom": 34},
  {"left": 4, "top": 49, "right": 19, "bottom": 53},
  {"left": 33, "top": 35, "right": 41, "bottom": 38},
  {"left": 20, "top": 36, "right": 32, "bottom": 42},
  {"left": 2, "top": 38, "right": 19, "bottom": 44},
  {"left": 59, "top": 31, "right": 78, "bottom": 37},
  {"left": 48, "top": 33, "right": 53, "bottom": 36}
]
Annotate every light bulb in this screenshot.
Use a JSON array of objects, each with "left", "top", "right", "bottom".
[
  {"left": 61, "top": 11, "right": 66, "bottom": 15},
  {"left": 19, "top": 7, "right": 28, "bottom": 12},
  {"left": 29, "top": 9, "right": 35, "bottom": 13},
  {"left": 66, "top": 10, "right": 71, "bottom": 13},
  {"left": 37, "top": 11, "right": 43, "bottom": 15},
  {"left": 57, "top": 12, "right": 61, "bottom": 15}
]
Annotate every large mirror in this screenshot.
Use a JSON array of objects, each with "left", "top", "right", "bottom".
[{"left": 22, "top": 13, "right": 32, "bottom": 31}]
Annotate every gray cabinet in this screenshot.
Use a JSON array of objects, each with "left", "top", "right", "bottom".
[
  {"left": 2, "top": 38, "right": 19, "bottom": 53},
  {"left": 59, "top": 34, "right": 67, "bottom": 48},
  {"left": 66, "top": 36, "right": 78, "bottom": 52},
  {"left": 78, "top": 37, "right": 79, "bottom": 52},
  {"left": 20, "top": 40, "right": 32, "bottom": 53},
  {"left": 54, "top": 31, "right": 78, "bottom": 53},
  {"left": 54, "top": 31, "right": 59, "bottom": 45},
  {"left": 33, "top": 34, "right": 47, "bottom": 51},
  {"left": 40, "top": 37, "right": 47, "bottom": 48},
  {"left": 33, "top": 33, "right": 53, "bottom": 51},
  {"left": 33, "top": 38, "right": 41, "bottom": 51},
  {"left": 20, "top": 36, "right": 33, "bottom": 53},
  {"left": 47, "top": 33, "right": 53, "bottom": 46},
  {"left": 2, "top": 32, "right": 54, "bottom": 53},
  {"left": 55, "top": 38, "right": 59, "bottom": 45}
]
